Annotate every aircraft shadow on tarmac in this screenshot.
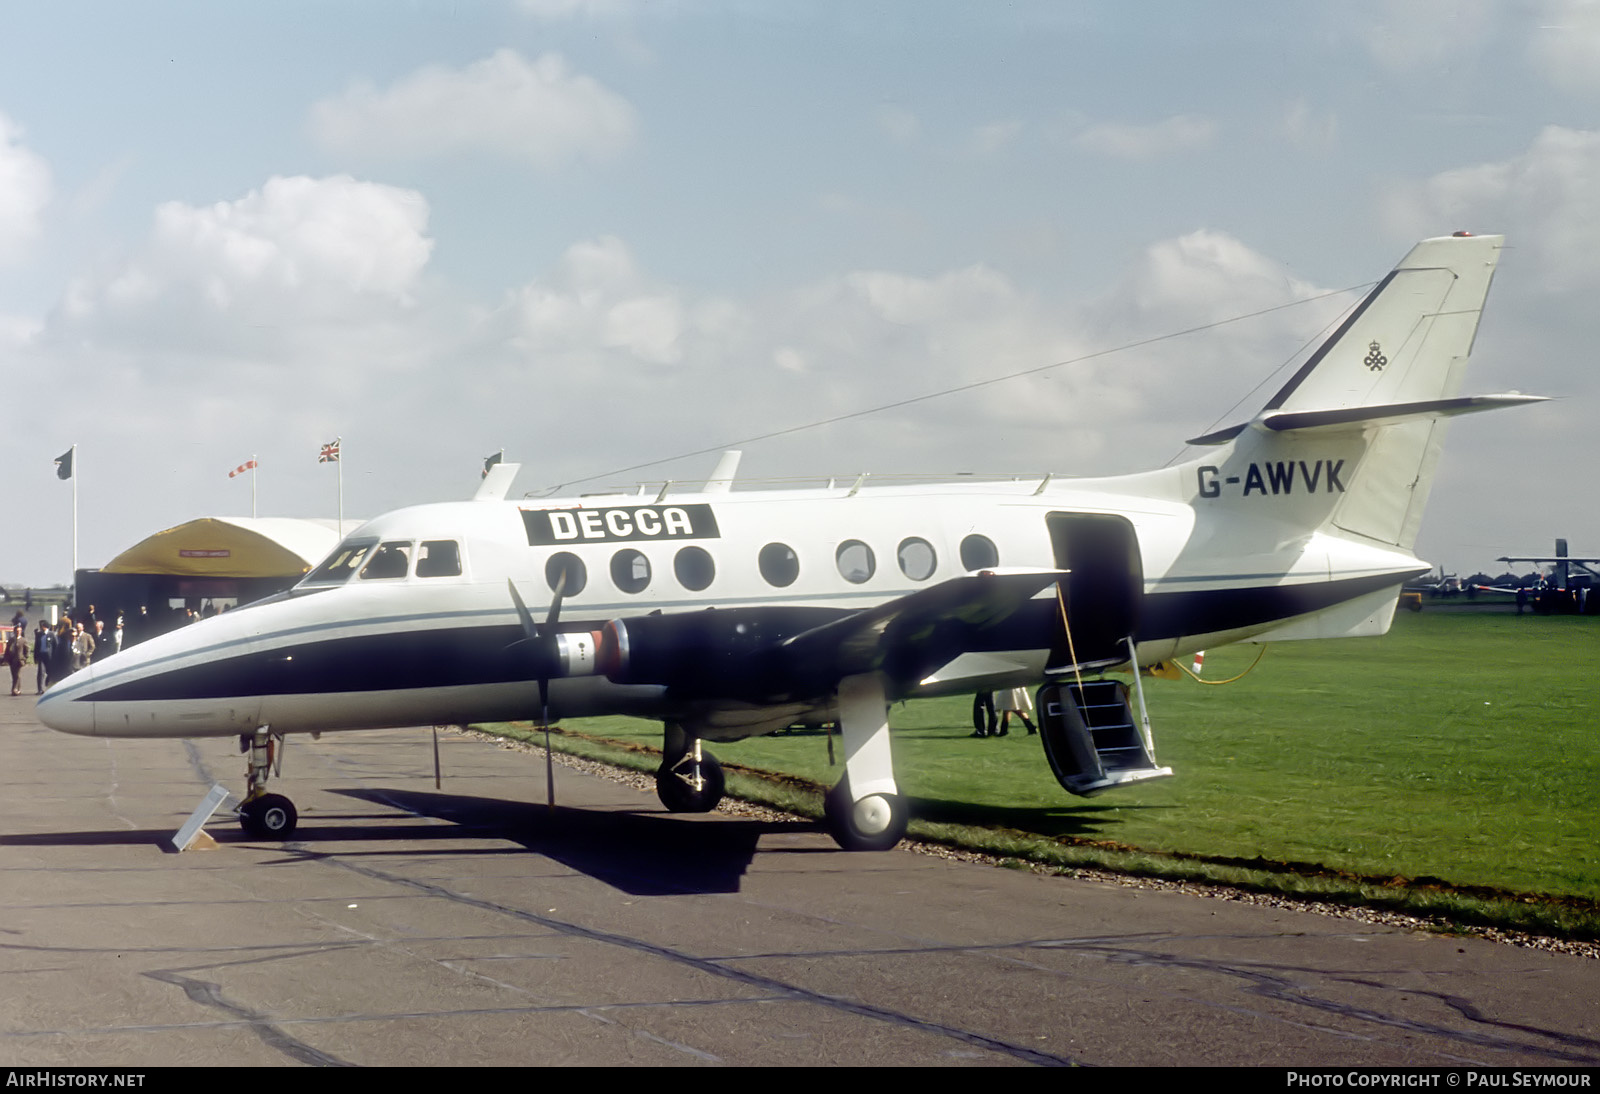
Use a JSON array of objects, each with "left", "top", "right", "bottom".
[
  {"left": 0, "top": 791, "right": 788, "bottom": 896},
  {"left": 309, "top": 787, "right": 803, "bottom": 896},
  {"left": 0, "top": 787, "right": 1164, "bottom": 890},
  {"left": 0, "top": 829, "right": 177, "bottom": 850}
]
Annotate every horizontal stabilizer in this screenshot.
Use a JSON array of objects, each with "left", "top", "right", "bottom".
[
  {"left": 1188, "top": 394, "right": 1545, "bottom": 445},
  {"left": 1263, "top": 394, "right": 1547, "bottom": 433}
]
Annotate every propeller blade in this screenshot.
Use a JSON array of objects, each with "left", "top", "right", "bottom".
[
  {"left": 545, "top": 567, "right": 568, "bottom": 630},
  {"left": 508, "top": 579, "right": 539, "bottom": 642},
  {"left": 544, "top": 721, "right": 556, "bottom": 809}
]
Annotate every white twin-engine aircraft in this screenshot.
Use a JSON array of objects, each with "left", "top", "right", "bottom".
[{"left": 39, "top": 233, "right": 1544, "bottom": 850}]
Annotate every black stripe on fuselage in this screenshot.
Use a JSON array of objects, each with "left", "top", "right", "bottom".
[
  {"left": 85, "top": 608, "right": 849, "bottom": 703},
  {"left": 77, "top": 572, "right": 1410, "bottom": 705}
]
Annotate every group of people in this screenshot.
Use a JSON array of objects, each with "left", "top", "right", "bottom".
[
  {"left": 971, "top": 688, "right": 1037, "bottom": 738},
  {"left": 3, "top": 605, "right": 123, "bottom": 696}
]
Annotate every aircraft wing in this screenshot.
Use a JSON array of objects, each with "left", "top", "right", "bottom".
[
  {"left": 775, "top": 568, "right": 1063, "bottom": 691},
  {"left": 591, "top": 568, "right": 1064, "bottom": 703}
]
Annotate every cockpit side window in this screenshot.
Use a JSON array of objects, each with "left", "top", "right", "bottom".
[
  {"left": 302, "top": 540, "right": 378, "bottom": 585},
  {"left": 360, "top": 541, "right": 413, "bottom": 580},
  {"left": 416, "top": 540, "right": 462, "bottom": 578}
]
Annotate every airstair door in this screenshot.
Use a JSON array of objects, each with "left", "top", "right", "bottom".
[{"left": 1045, "top": 512, "right": 1143, "bottom": 668}]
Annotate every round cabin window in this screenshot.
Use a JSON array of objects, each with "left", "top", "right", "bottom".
[
  {"left": 545, "top": 552, "right": 587, "bottom": 597},
  {"left": 897, "top": 537, "right": 937, "bottom": 581},
  {"left": 758, "top": 542, "right": 800, "bottom": 587},
  {"left": 959, "top": 534, "right": 999, "bottom": 571},
  {"left": 610, "top": 549, "right": 651, "bottom": 594},
  {"left": 674, "top": 546, "right": 716, "bottom": 591},
  {"left": 835, "top": 540, "right": 876, "bottom": 584}
]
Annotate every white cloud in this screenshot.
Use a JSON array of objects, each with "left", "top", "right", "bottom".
[
  {"left": 1070, "top": 230, "right": 1362, "bottom": 438},
  {"left": 52, "top": 175, "right": 433, "bottom": 364},
  {"left": 1113, "top": 230, "right": 1317, "bottom": 324},
  {"left": 1075, "top": 115, "right": 1215, "bottom": 161},
  {"left": 504, "top": 236, "right": 740, "bottom": 368},
  {"left": 1527, "top": 0, "right": 1600, "bottom": 93},
  {"left": 0, "top": 111, "right": 51, "bottom": 256},
  {"left": 308, "top": 50, "right": 636, "bottom": 170},
  {"left": 1384, "top": 126, "right": 1600, "bottom": 289}
]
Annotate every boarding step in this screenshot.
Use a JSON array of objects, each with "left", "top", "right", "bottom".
[{"left": 1037, "top": 679, "right": 1173, "bottom": 796}]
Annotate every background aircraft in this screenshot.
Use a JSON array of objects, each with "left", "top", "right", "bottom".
[{"left": 1471, "top": 538, "right": 1599, "bottom": 613}]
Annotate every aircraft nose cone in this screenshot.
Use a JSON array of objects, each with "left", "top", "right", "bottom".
[{"left": 37, "top": 670, "right": 97, "bottom": 736}]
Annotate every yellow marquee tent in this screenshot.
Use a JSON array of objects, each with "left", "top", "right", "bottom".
[{"left": 100, "top": 517, "right": 343, "bottom": 580}]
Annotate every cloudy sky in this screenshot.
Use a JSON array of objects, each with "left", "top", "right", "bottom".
[{"left": 2, "top": 1, "right": 1596, "bottom": 585}]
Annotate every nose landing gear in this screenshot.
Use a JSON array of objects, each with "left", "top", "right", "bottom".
[
  {"left": 237, "top": 726, "right": 299, "bottom": 838},
  {"left": 655, "top": 722, "right": 726, "bottom": 813}
]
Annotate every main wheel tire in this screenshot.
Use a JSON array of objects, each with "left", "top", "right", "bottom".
[
  {"left": 239, "top": 793, "right": 298, "bottom": 838},
  {"left": 655, "top": 750, "right": 725, "bottom": 813},
  {"left": 823, "top": 778, "right": 908, "bottom": 851}
]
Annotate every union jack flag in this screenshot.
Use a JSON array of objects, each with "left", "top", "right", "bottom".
[
  {"left": 227, "top": 459, "right": 258, "bottom": 479},
  {"left": 319, "top": 438, "right": 341, "bottom": 463}
]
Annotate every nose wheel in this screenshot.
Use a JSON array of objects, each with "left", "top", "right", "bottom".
[
  {"left": 237, "top": 726, "right": 299, "bottom": 838},
  {"left": 656, "top": 739, "right": 726, "bottom": 813},
  {"left": 239, "top": 793, "right": 298, "bottom": 838}
]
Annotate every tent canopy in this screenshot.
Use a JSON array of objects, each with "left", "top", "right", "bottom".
[{"left": 100, "top": 518, "right": 343, "bottom": 579}]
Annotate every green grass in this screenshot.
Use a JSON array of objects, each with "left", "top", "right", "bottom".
[{"left": 475, "top": 609, "right": 1600, "bottom": 937}]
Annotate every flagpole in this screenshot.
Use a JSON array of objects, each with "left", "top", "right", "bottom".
[
  {"left": 337, "top": 441, "right": 344, "bottom": 538},
  {"left": 252, "top": 454, "right": 258, "bottom": 519},
  {"left": 71, "top": 443, "right": 78, "bottom": 578}
]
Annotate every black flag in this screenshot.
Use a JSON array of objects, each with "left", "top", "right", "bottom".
[
  {"left": 54, "top": 448, "right": 73, "bottom": 480},
  {"left": 483, "top": 451, "right": 503, "bottom": 478}
]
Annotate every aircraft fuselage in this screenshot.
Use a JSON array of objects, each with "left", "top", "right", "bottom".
[{"left": 38, "top": 474, "right": 1424, "bottom": 741}]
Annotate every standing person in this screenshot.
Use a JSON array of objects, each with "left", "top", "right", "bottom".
[
  {"left": 33, "top": 620, "right": 53, "bottom": 693},
  {"left": 70, "top": 625, "right": 95, "bottom": 673},
  {"left": 994, "top": 687, "right": 1037, "bottom": 736},
  {"left": 53, "top": 620, "right": 73, "bottom": 681},
  {"left": 970, "top": 691, "right": 997, "bottom": 738},
  {"left": 3, "top": 627, "right": 27, "bottom": 696}
]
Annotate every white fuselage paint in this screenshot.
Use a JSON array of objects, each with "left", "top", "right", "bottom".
[{"left": 38, "top": 472, "right": 1424, "bottom": 741}]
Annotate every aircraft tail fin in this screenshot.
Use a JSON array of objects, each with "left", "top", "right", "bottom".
[{"left": 1183, "top": 233, "right": 1536, "bottom": 551}]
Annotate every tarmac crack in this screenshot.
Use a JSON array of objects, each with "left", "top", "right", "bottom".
[
  {"left": 143, "top": 968, "right": 356, "bottom": 1067},
  {"left": 1084, "top": 942, "right": 1600, "bottom": 1065},
  {"left": 291, "top": 843, "right": 1082, "bottom": 1067}
]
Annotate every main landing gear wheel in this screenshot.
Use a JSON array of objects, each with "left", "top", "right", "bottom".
[
  {"left": 656, "top": 749, "right": 725, "bottom": 813},
  {"left": 823, "top": 777, "right": 908, "bottom": 852},
  {"left": 239, "top": 793, "right": 298, "bottom": 839}
]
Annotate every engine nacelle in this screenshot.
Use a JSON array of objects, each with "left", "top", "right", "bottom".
[
  {"left": 594, "top": 607, "right": 843, "bottom": 699},
  {"left": 554, "top": 631, "right": 604, "bottom": 677}
]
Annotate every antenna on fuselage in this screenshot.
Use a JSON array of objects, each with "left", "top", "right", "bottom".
[
  {"left": 475, "top": 461, "right": 521, "bottom": 501},
  {"left": 702, "top": 450, "right": 742, "bottom": 493}
]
